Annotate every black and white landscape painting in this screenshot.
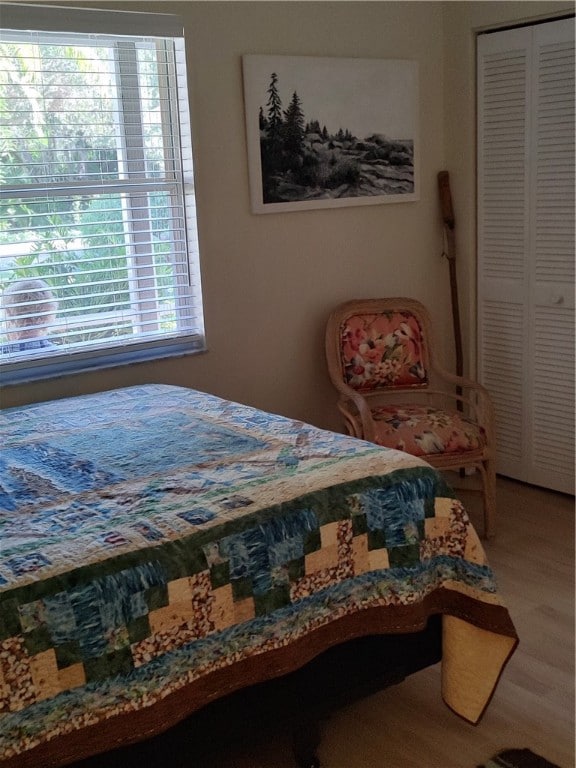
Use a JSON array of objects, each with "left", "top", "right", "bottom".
[{"left": 242, "top": 55, "right": 419, "bottom": 213}]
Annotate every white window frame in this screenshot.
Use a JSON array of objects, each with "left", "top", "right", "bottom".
[{"left": 0, "top": 4, "right": 205, "bottom": 386}]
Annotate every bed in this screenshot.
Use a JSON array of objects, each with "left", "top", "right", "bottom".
[{"left": 0, "top": 384, "right": 518, "bottom": 767}]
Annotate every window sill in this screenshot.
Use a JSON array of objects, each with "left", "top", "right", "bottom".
[{"left": 0, "top": 337, "right": 207, "bottom": 387}]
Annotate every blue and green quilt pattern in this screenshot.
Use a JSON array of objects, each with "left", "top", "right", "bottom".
[{"left": 0, "top": 384, "right": 512, "bottom": 765}]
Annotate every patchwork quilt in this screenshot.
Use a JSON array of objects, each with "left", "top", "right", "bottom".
[{"left": 0, "top": 384, "right": 518, "bottom": 767}]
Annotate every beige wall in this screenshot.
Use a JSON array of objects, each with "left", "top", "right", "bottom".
[{"left": 2, "top": 1, "right": 573, "bottom": 431}]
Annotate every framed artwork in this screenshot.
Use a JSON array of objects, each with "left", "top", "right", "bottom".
[{"left": 242, "top": 55, "right": 419, "bottom": 214}]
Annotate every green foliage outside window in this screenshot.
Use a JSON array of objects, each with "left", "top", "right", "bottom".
[{"left": 0, "top": 41, "right": 178, "bottom": 345}]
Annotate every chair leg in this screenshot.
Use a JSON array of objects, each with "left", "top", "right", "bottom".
[{"left": 480, "top": 460, "right": 497, "bottom": 540}]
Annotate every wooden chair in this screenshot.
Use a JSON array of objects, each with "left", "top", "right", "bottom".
[{"left": 325, "top": 297, "right": 497, "bottom": 538}]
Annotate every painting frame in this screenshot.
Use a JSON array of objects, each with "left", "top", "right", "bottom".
[{"left": 242, "top": 54, "right": 419, "bottom": 214}]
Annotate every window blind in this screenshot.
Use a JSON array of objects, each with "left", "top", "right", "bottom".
[{"left": 0, "top": 6, "right": 204, "bottom": 382}]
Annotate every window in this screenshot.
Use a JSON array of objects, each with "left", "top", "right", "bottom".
[{"left": 0, "top": 5, "right": 204, "bottom": 384}]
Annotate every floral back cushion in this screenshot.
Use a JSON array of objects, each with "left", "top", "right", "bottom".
[{"left": 340, "top": 310, "right": 429, "bottom": 391}]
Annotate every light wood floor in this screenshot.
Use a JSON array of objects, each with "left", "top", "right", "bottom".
[{"left": 194, "top": 476, "right": 574, "bottom": 768}]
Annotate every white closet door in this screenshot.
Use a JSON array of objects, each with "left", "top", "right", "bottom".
[
  {"left": 531, "top": 21, "right": 575, "bottom": 491},
  {"left": 477, "top": 19, "right": 575, "bottom": 494}
]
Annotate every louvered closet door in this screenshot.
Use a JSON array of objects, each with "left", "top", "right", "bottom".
[{"left": 477, "top": 18, "right": 575, "bottom": 495}]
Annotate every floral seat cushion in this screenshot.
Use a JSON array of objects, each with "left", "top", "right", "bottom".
[{"left": 371, "top": 404, "right": 486, "bottom": 457}]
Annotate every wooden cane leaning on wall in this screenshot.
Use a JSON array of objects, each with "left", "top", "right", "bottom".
[
  {"left": 438, "top": 171, "right": 463, "bottom": 402},
  {"left": 437, "top": 170, "right": 463, "bottom": 379},
  {"left": 437, "top": 171, "right": 497, "bottom": 539}
]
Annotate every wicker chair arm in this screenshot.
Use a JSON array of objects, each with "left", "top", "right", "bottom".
[
  {"left": 336, "top": 384, "right": 377, "bottom": 442},
  {"left": 430, "top": 364, "right": 495, "bottom": 431}
]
